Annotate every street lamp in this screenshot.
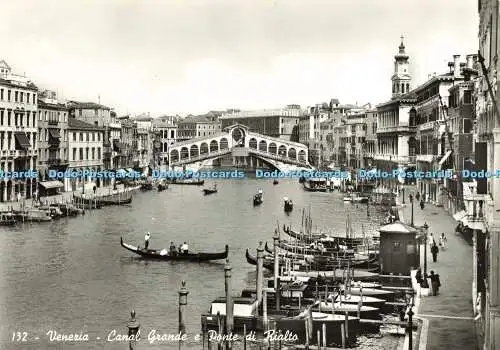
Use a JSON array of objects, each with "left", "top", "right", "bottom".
[
  {"left": 423, "top": 222, "right": 429, "bottom": 276},
  {"left": 409, "top": 193, "right": 414, "bottom": 227}
]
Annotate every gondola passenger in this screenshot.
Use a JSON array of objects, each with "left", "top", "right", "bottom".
[
  {"left": 169, "top": 241, "right": 177, "bottom": 256},
  {"left": 180, "top": 242, "right": 189, "bottom": 254}
]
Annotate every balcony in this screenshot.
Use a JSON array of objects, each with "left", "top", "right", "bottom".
[
  {"left": 47, "top": 158, "right": 61, "bottom": 166},
  {"left": 418, "top": 122, "right": 435, "bottom": 132},
  {"left": 48, "top": 119, "right": 58, "bottom": 126},
  {"left": 376, "top": 124, "right": 417, "bottom": 134},
  {"left": 14, "top": 149, "right": 37, "bottom": 158},
  {"left": 373, "top": 154, "right": 416, "bottom": 165},
  {"left": 416, "top": 154, "right": 435, "bottom": 163}
]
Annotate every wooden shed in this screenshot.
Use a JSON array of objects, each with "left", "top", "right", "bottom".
[{"left": 378, "top": 221, "right": 418, "bottom": 275}]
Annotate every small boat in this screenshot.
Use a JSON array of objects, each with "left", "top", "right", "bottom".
[
  {"left": 141, "top": 182, "right": 154, "bottom": 191},
  {"left": 303, "top": 178, "right": 328, "bottom": 192},
  {"left": 327, "top": 294, "right": 386, "bottom": 309},
  {"left": 0, "top": 212, "right": 16, "bottom": 226},
  {"left": 120, "top": 237, "right": 228, "bottom": 261},
  {"left": 26, "top": 209, "right": 52, "bottom": 222},
  {"left": 157, "top": 182, "right": 168, "bottom": 192},
  {"left": 284, "top": 197, "right": 293, "bottom": 212},
  {"left": 202, "top": 184, "right": 218, "bottom": 195},
  {"left": 273, "top": 179, "right": 279, "bottom": 185},
  {"left": 253, "top": 191, "right": 263, "bottom": 206},
  {"left": 166, "top": 178, "right": 205, "bottom": 186}
]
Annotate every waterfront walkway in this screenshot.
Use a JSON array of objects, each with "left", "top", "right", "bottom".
[
  {"left": 397, "top": 186, "right": 477, "bottom": 350},
  {"left": 0, "top": 184, "right": 127, "bottom": 212}
]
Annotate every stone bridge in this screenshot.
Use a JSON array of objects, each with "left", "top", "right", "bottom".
[{"left": 168, "top": 124, "right": 313, "bottom": 172}]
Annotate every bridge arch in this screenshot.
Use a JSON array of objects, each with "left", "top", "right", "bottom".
[
  {"left": 190, "top": 145, "right": 199, "bottom": 158},
  {"left": 278, "top": 145, "right": 287, "bottom": 156},
  {"left": 259, "top": 140, "right": 267, "bottom": 152},
  {"left": 170, "top": 150, "right": 179, "bottom": 162},
  {"left": 298, "top": 150, "right": 306, "bottom": 162},
  {"left": 180, "top": 147, "right": 189, "bottom": 160},
  {"left": 268, "top": 142, "right": 277, "bottom": 154},
  {"left": 200, "top": 143, "right": 209, "bottom": 154},
  {"left": 220, "top": 138, "right": 229, "bottom": 150},
  {"left": 249, "top": 138, "right": 258, "bottom": 149},
  {"left": 210, "top": 140, "right": 218, "bottom": 152},
  {"left": 288, "top": 147, "right": 297, "bottom": 159}
]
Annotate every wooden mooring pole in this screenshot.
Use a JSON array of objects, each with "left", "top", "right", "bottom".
[
  {"left": 178, "top": 280, "right": 188, "bottom": 337},
  {"left": 127, "top": 310, "right": 140, "bottom": 350},
  {"left": 225, "top": 259, "right": 234, "bottom": 350}
]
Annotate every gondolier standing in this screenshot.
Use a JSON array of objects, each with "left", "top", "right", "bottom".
[{"left": 145, "top": 232, "right": 151, "bottom": 250}]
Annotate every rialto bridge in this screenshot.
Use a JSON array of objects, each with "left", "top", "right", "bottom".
[{"left": 168, "top": 124, "right": 313, "bottom": 172}]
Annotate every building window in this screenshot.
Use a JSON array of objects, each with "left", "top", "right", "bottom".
[
  {"left": 464, "top": 90, "right": 472, "bottom": 105},
  {"left": 94, "top": 109, "right": 98, "bottom": 116},
  {"left": 7, "top": 90, "right": 11, "bottom": 101},
  {"left": 14, "top": 91, "right": 18, "bottom": 102},
  {"left": 73, "top": 132, "right": 76, "bottom": 141},
  {"left": 86, "top": 148, "right": 89, "bottom": 159},
  {"left": 79, "top": 109, "right": 82, "bottom": 116},
  {"left": 73, "top": 148, "right": 76, "bottom": 160},
  {"left": 0, "top": 89, "right": 3, "bottom": 100},
  {"left": 27, "top": 93, "right": 30, "bottom": 103},
  {"left": 98, "top": 148, "right": 101, "bottom": 159},
  {"left": 92, "top": 133, "right": 95, "bottom": 141},
  {"left": 80, "top": 133, "right": 83, "bottom": 141},
  {"left": 92, "top": 147, "right": 95, "bottom": 159},
  {"left": 79, "top": 148, "right": 83, "bottom": 160}
]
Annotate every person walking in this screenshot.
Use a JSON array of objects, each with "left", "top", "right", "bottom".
[
  {"left": 439, "top": 232, "right": 447, "bottom": 250},
  {"left": 431, "top": 242, "right": 439, "bottom": 262},
  {"left": 430, "top": 270, "right": 441, "bottom": 296},
  {"left": 420, "top": 199, "right": 425, "bottom": 210},
  {"left": 429, "top": 233, "right": 436, "bottom": 247}
]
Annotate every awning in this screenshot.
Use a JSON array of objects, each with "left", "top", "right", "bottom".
[
  {"left": 439, "top": 150, "right": 453, "bottom": 166},
  {"left": 14, "top": 132, "right": 31, "bottom": 149},
  {"left": 467, "top": 221, "right": 486, "bottom": 231},
  {"left": 453, "top": 210, "right": 467, "bottom": 221},
  {"left": 39, "top": 180, "right": 64, "bottom": 189},
  {"left": 48, "top": 129, "right": 60, "bottom": 139}
]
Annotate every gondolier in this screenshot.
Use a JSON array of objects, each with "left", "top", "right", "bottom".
[{"left": 145, "top": 232, "right": 151, "bottom": 250}]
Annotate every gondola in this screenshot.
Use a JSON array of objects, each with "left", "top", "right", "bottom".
[
  {"left": 284, "top": 198, "right": 293, "bottom": 212},
  {"left": 120, "top": 237, "right": 228, "bottom": 261},
  {"left": 141, "top": 183, "right": 154, "bottom": 191},
  {"left": 245, "top": 249, "right": 275, "bottom": 270},
  {"left": 253, "top": 193, "right": 263, "bottom": 206},
  {"left": 157, "top": 183, "right": 168, "bottom": 192},
  {"left": 0, "top": 212, "right": 16, "bottom": 226},
  {"left": 273, "top": 179, "right": 279, "bottom": 185},
  {"left": 202, "top": 185, "right": 218, "bottom": 195},
  {"left": 166, "top": 178, "right": 205, "bottom": 185}
]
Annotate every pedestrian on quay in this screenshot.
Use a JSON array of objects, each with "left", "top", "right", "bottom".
[
  {"left": 415, "top": 267, "right": 423, "bottom": 284},
  {"left": 420, "top": 199, "right": 425, "bottom": 210},
  {"left": 439, "top": 232, "right": 447, "bottom": 250},
  {"left": 431, "top": 242, "right": 439, "bottom": 262},
  {"left": 416, "top": 192, "right": 420, "bottom": 201},
  {"left": 430, "top": 270, "right": 441, "bottom": 296},
  {"left": 429, "top": 233, "right": 436, "bottom": 247},
  {"left": 144, "top": 232, "right": 151, "bottom": 250}
]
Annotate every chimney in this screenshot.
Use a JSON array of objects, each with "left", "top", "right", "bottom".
[
  {"left": 466, "top": 54, "right": 474, "bottom": 69},
  {"left": 453, "top": 54, "right": 461, "bottom": 78}
]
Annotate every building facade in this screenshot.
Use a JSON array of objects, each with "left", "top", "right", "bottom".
[
  {"left": 413, "top": 57, "right": 464, "bottom": 204},
  {"left": 363, "top": 109, "right": 378, "bottom": 168},
  {"left": 36, "top": 90, "right": 69, "bottom": 194},
  {"left": 0, "top": 60, "right": 38, "bottom": 202},
  {"left": 152, "top": 118, "right": 177, "bottom": 165},
  {"left": 472, "top": 1, "right": 500, "bottom": 348},
  {"left": 220, "top": 106, "right": 300, "bottom": 141},
  {"left": 67, "top": 118, "right": 104, "bottom": 192}
]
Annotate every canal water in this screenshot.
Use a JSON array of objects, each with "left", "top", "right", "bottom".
[{"left": 0, "top": 179, "right": 391, "bottom": 349}]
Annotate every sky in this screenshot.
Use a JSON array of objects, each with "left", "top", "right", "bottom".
[{"left": 1, "top": 0, "right": 478, "bottom": 116}]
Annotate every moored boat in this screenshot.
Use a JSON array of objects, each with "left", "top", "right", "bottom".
[
  {"left": 273, "top": 179, "right": 279, "bottom": 185},
  {"left": 303, "top": 178, "right": 328, "bottom": 192},
  {"left": 120, "top": 237, "right": 228, "bottom": 261},
  {"left": 26, "top": 208, "right": 52, "bottom": 222},
  {"left": 0, "top": 212, "right": 16, "bottom": 226}
]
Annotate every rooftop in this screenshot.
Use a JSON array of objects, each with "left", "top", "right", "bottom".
[
  {"left": 68, "top": 101, "right": 112, "bottom": 110},
  {"left": 220, "top": 108, "right": 303, "bottom": 119},
  {"left": 68, "top": 117, "right": 105, "bottom": 131}
]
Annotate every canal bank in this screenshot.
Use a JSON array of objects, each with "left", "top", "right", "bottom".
[{"left": 397, "top": 185, "right": 477, "bottom": 349}]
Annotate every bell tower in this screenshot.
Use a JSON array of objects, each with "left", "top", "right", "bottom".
[{"left": 391, "top": 36, "right": 412, "bottom": 98}]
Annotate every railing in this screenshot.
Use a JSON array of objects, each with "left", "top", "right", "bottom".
[
  {"left": 170, "top": 149, "right": 232, "bottom": 166},
  {"left": 248, "top": 148, "right": 310, "bottom": 167},
  {"left": 48, "top": 120, "right": 58, "bottom": 125}
]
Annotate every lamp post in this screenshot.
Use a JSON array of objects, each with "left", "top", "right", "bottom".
[
  {"left": 409, "top": 193, "right": 414, "bottom": 227},
  {"left": 423, "top": 222, "right": 429, "bottom": 275},
  {"left": 402, "top": 187, "right": 406, "bottom": 204}
]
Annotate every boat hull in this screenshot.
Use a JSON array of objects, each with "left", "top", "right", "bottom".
[{"left": 120, "top": 237, "right": 228, "bottom": 261}]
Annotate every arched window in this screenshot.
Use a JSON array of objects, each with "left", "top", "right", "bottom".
[
  {"left": 406, "top": 83, "right": 409, "bottom": 92},
  {"left": 409, "top": 108, "right": 417, "bottom": 127}
]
